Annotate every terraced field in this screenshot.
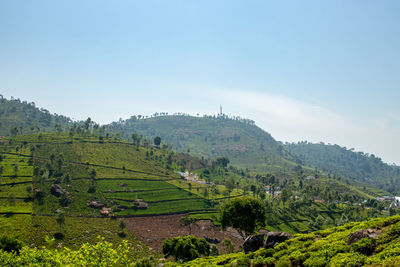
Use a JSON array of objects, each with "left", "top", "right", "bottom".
[{"left": 0, "top": 132, "right": 240, "bottom": 249}]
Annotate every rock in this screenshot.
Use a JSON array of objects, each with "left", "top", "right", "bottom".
[
  {"left": 348, "top": 229, "right": 381, "bottom": 245},
  {"left": 244, "top": 231, "right": 293, "bottom": 254},
  {"left": 243, "top": 234, "right": 265, "bottom": 253},
  {"left": 87, "top": 201, "right": 105, "bottom": 209},
  {"left": 119, "top": 183, "right": 127, "bottom": 187},
  {"left": 264, "top": 231, "right": 293, "bottom": 249},
  {"left": 50, "top": 184, "right": 68, "bottom": 197},
  {"left": 132, "top": 199, "right": 148, "bottom": 209},
  {"left": 100, "top": 207, "right": 112, "bottom": 217},
  {"left": 204, "top": 236, "right": 220, "bottom": 244}
]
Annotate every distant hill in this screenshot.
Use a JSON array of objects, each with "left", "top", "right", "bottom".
[
  {"left": 0, "top": 95, "right": 72, "bottom": 136},
  {"left": 286, "top": 142, "right": 400, "bottom": 194},
  {"left": 106, "top": 114, "right": 297, "bottom": 171}
]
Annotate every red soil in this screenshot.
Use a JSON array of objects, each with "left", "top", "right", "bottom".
[{"left": 125, "top": 214, "right": 243, "bottom": 254}]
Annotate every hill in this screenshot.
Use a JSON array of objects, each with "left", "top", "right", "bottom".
[
  {"left": 0, "top": 131, "right": 247, "bottom": 250},
  {"left": 0, "top": 131, "right": 392, "bottom": 252},
  {"left": 106, "top": 114, "right": 297, "bottom": 172},
  {"left": 167, "top": 215, "right": 400, "bottom": 266},
  {"left": 0, "top": 96, "right": 72, "bottom": 136},
  {"left": 286, "top": 142, "right": 400, "bottom": 194}
]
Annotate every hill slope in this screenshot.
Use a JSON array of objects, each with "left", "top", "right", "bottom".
[
  {"left": 167, "top": 215, "right": 400, "bottom": 266},
  {"left": 107, "top": 115, "right": 297, "bottom": 171},
  {"left": 286, "top": 142, "right": 400, "bottom": 194},
  {"left": 0, "top": 96, "right": 72, "bottom": 136}
]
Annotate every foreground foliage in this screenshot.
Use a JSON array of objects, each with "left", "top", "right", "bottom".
[
  {"left": 163, "top": 235, "right": 210, "bottom": 262},
  {"left": 0, "top": 237, "right": 156, "bottom": 266},
  {"left": 166, "top": 215, "right": 400, "bottom": 266}
]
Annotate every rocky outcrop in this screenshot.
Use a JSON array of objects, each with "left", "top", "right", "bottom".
[
  {"left": 50, "top": 184, "right": 68, "bottom": 197},
  {"left": 132, "top": 199, "right": 148, "bottom": 209},
  {"left": 348, "top": 229, "right": 381, "bottom": 245},
  {"left": 244, "top": 231, "right": 293, "bottom": 253},
  {"left": 204, "top": 236, "right": 220, "bottom": 244},
  {"left": 100, "top": 207, "right": 112, "bottom": 217},
  {"left": 87, "top": 201, "right": 105, "bottom": 209}
]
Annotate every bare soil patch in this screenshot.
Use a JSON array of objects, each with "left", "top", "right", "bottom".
[{"left": 125, "top": 214, "right": 243, "bottom": 253}]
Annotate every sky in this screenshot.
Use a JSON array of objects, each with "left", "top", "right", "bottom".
[{"left": 1, "top": 1, "right": 400, "bottom": 164}]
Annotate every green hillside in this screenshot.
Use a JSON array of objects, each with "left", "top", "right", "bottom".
[
  {"left": 0, "top": 131, "right": 245, "bottom": 248},
  {"left": 0, "top": 96, "right": 72, "bottom": 136},
  {"left": 107, "top": 114, "right": 297, "bottom": 172},
  {"left": 167, "top": 215, "right": 400, "bottom": 266},
  {"left": 2, "top": 215, "right": 400, "bottom": 266},
  {"left": 286, "top": 142, "right": 400, "bottom": 194}
]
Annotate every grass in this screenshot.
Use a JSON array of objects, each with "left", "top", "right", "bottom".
[
  {"left": 105, "top": 188, "right": 199, "bottom": 202},
  {"left": 114, "top": 198, "right": 215, "bottom": 216},
  {"left": 98, "top": 179, "right": 176, "bottom": 191},
  {"left": 0, "top": 199, "right": 32, "bottom": 213},
  {"left": 0, "top": 184, "right": 31, "bottom": 198},
  {"left": 0, "top": 214, "right": 32, "bottom": 242}
]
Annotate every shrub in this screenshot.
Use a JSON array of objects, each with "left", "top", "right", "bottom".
[
  {"left": 304, "top": 255, "right": 328, "bottom": 267},
  {"left": 162, "top": 235, "right": 210, "bottom": 262},
  {"left": 350, "top": 238, "right": 376, "bottom": 255},
  {"left": 276, "top": 255, "right": 291, "bottom": 267},
  {"left": 0, "top": 236, "right": 23, "bottom": 253},
  {"left": 328, "top": 252, "right": 366, "bottom": 267}
]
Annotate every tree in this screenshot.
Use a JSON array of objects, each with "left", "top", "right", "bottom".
[
  {"left": 56, "top": 212, "right": 65, "bottom": 233},
  {"left": 162, "top": 235, "right": 210, "bottom": 262},
  {"left": 222, "top": 238, "right": 235, "bottom": 254},
  {"left": 225, "top": 176, "right": 236, "bottom": 197},
  {"left": 216, "top": 157, "right": 230, "bottom": 168},
  {"left": 13, "top": 164, "right": 18, "bottom": 177},
  {"left": 220, "top": 197, "right": 266, "bottom": 239},
  {"left": 90, "top": 168, "right": 97, "bottom": 179},
  {"left": 118, "top": 219, "right": 127, "bottom": 237},
  {"left": 180, "top": 217, "right": 197, "bottom": 234},
  {"left": 154, "top": 136, "right": 161, "bottom": 147}
]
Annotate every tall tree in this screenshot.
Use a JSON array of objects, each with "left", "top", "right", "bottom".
[{"left": 220, "top": 197, "right": 266, "bottom": 239}]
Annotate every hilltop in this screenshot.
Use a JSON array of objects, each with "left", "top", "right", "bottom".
[
  {"left": 106, "top": 114, "right": 297, "bottom": 172},
  {"left": 0, "top": 96, "right": 72, "bottom": 136}
]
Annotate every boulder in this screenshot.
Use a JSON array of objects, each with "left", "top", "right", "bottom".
[
  {"left": 348, "top": 229, "right": 381, "bottom": 245},
  {"left": 132, "top": 199, "right": 148, "bottom": 209},
  {"left": 244, "top": 231, "right": 293, "bottom": 254},
  {"left": 204, "top": 236, "right": 220, "bottom": 244},
  {"left": 100, "top": 207, "right": 112, "bottom": 217},
  {"left": 50, "top": 184, "right": 68, "bottom": 197},
  {"left": 87, "top": 201, "right": 105, "bottom": 209}
]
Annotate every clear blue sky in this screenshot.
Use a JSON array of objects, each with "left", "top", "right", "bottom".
[{"left": 1, "top": 1, "right": 400, "bottom": 164}]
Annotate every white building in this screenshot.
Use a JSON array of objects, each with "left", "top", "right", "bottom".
[{"left": 391, "top": 197, "right": 400, "bottom": 208}]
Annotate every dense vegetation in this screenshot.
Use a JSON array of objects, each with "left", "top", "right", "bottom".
[
  {"left": 166, "top": 215, "right": 400, "bottom": 266},
  {"left": 106, "top": 114, "right": 296, "bottom": 172},
  {"left": 2, "top": 215, "right": 400, "bottom": 266},
  {"left": 0, "top": 96, "right": 72, "bottom": 136},
  {"left": 287, "top": 142, "right": 400, "bottom": 194}
]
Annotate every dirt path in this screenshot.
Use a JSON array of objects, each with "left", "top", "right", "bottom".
[{"left": 125, "top": 214, "right": 243, "bottom": 254}]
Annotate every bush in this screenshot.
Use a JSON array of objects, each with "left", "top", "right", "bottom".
[
  {"left": 276, "top": 255, "right": 291, "bottom": 267},
  {"left": 0, "top": 236, "right": 23, "bottom": 253},
  {"left": 350, "top": 238, "right": 376, "bottom": 255},
  {"left": 328, "top": 252, "right": 366, "bottom": 267},
  {"left": 162, "top": 235, "right": 210, "bottom": 262}
]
